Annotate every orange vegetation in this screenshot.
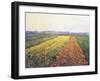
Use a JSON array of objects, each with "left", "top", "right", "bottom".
[{"left": 51, "top": 36, "right": 88, "bottom": 67}]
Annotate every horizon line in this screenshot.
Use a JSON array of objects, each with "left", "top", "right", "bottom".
[{"left": 25, "top": 30, "right": 89, "bottom": 33}]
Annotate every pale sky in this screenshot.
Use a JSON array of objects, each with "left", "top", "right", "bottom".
[{"left": 26, "top": 12, "right": 90, "bottom": 33}]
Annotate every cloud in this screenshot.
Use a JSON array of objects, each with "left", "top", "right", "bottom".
[{"left": 26, "top": 13, "right": 90, "bottom": 32}]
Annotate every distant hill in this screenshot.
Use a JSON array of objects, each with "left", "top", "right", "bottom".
[{"left": 26, "top": 31, "right": 89, "bottom": 36}]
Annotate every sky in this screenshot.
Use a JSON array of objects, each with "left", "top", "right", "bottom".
[{"left": 26, "top": 12, "right": 90, "bottom": 33}]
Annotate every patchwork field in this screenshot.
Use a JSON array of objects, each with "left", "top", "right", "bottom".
[{"left": 25, "top": 32, "right": 89, "bottom": 68}]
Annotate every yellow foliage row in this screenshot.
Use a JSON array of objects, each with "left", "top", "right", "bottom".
[{"left": 26, "top": 36, "right": 70, "bottom": 55}]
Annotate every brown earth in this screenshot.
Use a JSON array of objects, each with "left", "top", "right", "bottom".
[{"left": 51, "top": 36, "right": 88, "bottom": 67}]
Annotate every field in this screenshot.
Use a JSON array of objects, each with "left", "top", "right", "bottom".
[
  {"left": 25, "top": 31, "right": 89, "bottom": 68},
  {"left": 76, "top": 35, "right": 89, "bottom": 62}
]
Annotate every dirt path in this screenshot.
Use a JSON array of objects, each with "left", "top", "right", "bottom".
[{"left": 51, "top": 36, "right": 88, "bottom": 67}]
